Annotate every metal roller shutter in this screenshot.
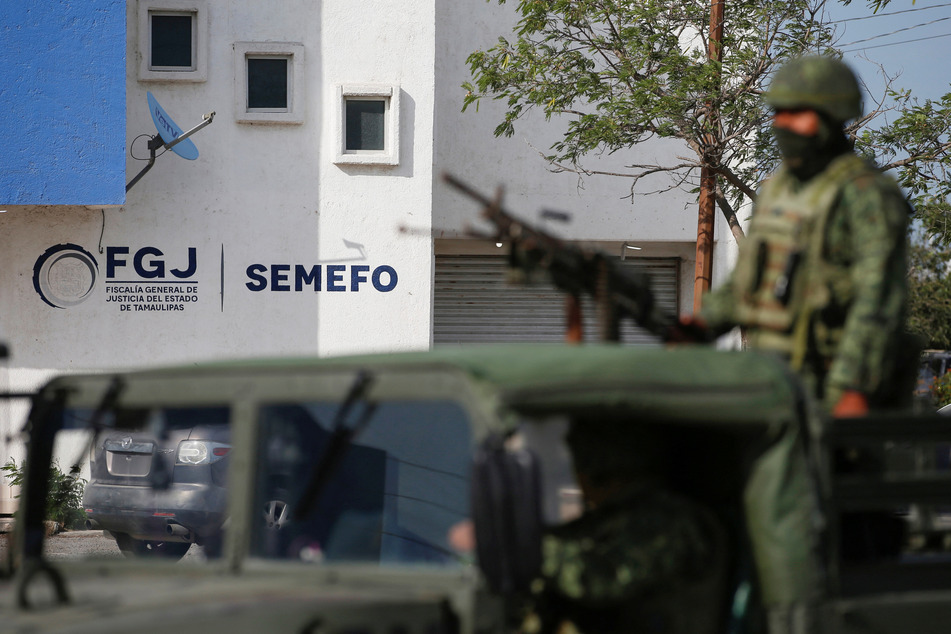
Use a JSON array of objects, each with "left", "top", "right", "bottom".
[{"left": 433, "top": 255, "right": 679, "bottom": 345}]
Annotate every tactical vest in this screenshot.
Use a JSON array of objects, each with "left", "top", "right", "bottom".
[{"left": 730, "top": 153, "right": 873, "bottom": 364}]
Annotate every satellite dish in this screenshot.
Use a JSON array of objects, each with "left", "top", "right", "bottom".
[
  {"left": 126, "top": 93, "right": 215, "bottom": 192},
  {"left": 147, "top": 92, "right": 200, "bottom": 160}
]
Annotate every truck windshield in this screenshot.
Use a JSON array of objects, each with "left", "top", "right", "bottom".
[{"left": 251, "top": 400, "right": 472, "bottom": 567}]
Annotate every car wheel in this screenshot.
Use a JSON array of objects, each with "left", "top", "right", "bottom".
[
  {"left": 114, "top": 533, "right": 191, "bottom": 561},
  {"left": 263, "top": 499, "right": 290, "bottom": 530}
]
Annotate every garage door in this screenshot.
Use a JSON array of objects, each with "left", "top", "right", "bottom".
[{"left": 433, "top": 255, "right": 679, "bottom": 345}]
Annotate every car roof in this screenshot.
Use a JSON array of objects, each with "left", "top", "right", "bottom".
[{"left": 63, "top": 344, "right": 805, "bottom": 431}]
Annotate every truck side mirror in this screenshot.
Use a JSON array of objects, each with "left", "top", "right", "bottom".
[{"left": 470, "top": 434, "right": 543, "bottom": 596}]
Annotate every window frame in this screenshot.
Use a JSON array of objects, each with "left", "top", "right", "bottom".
[
  {"left": 234, "top": 42, "right": 305, "bottom": 125},
  {"left": 246, "top": 56, "right": 291, "bottom": 113},
  {"left": 335, "top": 85, "right": 401, "bottom": 166},
  {"left": 137, "top": 0, "right": 208, "bottom": 83}
]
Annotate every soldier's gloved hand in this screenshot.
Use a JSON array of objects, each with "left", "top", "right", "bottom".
[
  {"left": 667, "top": 316, "right": 711, "bottom": 344},
  {"left": 833, "top": 390, "right": 869, "bottom": 418}
]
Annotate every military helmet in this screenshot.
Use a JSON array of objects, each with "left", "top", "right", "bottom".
[{"left": 765, "top": 55, "right": 862, "bottom": 122}]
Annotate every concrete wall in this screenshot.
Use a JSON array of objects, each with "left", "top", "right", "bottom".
[
  {"left": 433, "top": 1, "right": 707, "bottom": 247},
  {"left": 0, "top": 0, "right": 436, "bottom": 376},
  {"left": 0, "top": 0, "right": 126, "bottom": 205},
  {"left": 431, "top": 0, "right": 745, "bottom": 314},
  {"left": 317, "top": 0, "right": 436, "bottom": 356},
  {"left": 0, "top": 0, "right": 747, "bottom": 513},
  {"left": 0, "top": 0, "right": 743, "bottom": 377},
  {"left": 0, "top": 0, "right": 439, "bottom": 512}
]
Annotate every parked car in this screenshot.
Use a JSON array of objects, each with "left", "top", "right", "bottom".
[{"left": 82, "top": 406, "right": 230, "bottom": 559}]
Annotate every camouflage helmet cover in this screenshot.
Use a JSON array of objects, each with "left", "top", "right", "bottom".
[{"left": 765, "top": 55, "right": 863, "bottom": 122}]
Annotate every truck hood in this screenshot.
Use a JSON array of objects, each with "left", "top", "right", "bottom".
[{"left": 4, "top": 562, "right": 478, "bottom": 633}]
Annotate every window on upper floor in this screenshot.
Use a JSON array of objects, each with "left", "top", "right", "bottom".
[
  {"left": 234, "top": 42, "right": 305, "bottom": 125},
  {"left": 138, "top": 0, "right": 208, "bottom": 82},
  {"left": 151, "top": 13, "right": 193, "bottom": 69},
  {"left": 335, "top": 85, "right": 401, "bottom": 166},
  {"left": 247, "top": 58, "right": 289, "bottom": 111}
]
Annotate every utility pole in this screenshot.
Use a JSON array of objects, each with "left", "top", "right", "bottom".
[{"left": 693, "top": 0, "right": 724, "bottom": 313}]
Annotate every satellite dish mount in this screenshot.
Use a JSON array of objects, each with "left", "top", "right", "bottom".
[{"left": 126, "top": 92, "right": 215, "bottom": 192}]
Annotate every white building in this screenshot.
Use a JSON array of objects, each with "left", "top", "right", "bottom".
[{"left": 0, "top": 1, "right": 738, "bottom": 509}]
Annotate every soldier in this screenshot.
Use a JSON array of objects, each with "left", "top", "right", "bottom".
[
  {"left": 520, "top": 419, "right": 729, "bottom": 634},
  {"left": 692, "top": 55, "right": 913, "bottom": 417}
]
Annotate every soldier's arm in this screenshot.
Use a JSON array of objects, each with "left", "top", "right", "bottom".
[{"left": 825, "top": 175, "right": 910, "bottom": 402}]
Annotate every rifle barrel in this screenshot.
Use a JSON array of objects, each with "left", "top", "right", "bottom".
[
  {"left": 442, "top": 173, "right": 497, "bottom": 208},
  {"left": 440, "top": 171, "right": 682, "bottom": 343}
]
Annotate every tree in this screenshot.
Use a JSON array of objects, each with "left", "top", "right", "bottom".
[
  {"left": 907, "top": 236, "right": 951, "bottom": 350},
  {"left": 856, "top": 91, "right": 951, "bottom": 244},
  {"left": 834, "top": 0, "right": 951, "bottom": 242},
  {"left": 463, "top": 0, "right": 951, "bottom": 245}
]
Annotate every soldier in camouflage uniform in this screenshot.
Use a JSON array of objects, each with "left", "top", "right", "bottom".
[
  {"left": 697, "top": 55, "right": 912, "bottom": 417},
  {"left": 521, "top": 420, "right": 729, "bottom": 634}
]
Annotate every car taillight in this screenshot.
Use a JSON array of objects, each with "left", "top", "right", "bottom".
[{"left": 177, "top": 440, "right": 231, "bottom": 465}]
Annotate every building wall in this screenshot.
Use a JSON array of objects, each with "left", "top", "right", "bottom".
[
  {"left": 317, "top": 0, "right": 436, "bottom": 356},
  {"left": 0, "top": 0, "right": 126, "bottom": 510},
  {"left": 0, "top": 1, "right": 742, "bottom": 504},
  {"left": 0, "top": 0, "right": 436, "bottom": 378},
  {"left": 432, "top": 0, "right": 736, "bottom": 295},
  {"left": 0, "top": 0, "right": 439, "bottom": 512},
  {"left": 0, "top": 0, "right": 741, "bottom": 377},
  {"left": 1, "top": 0, "right": 742, "bottom": 372},
  {"left": 0, "top": 0, "right": 126, "bottom": 205}
]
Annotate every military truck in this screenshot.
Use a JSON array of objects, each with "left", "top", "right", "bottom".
[{"left": 2, "top": 344, "right": 951, "bottom": 633}]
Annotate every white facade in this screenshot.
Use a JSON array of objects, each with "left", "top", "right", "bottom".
[
  {"left": 0, "top": 0, "right": 739, "bottom": 508},
  {"left": 432, "top": 0, "right": 738, "bottom": 309}
]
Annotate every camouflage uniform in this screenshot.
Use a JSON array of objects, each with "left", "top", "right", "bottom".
[
  {"left": 700, "top": 56, "right": 912, "bottom": 410},
  {"left": 521, "top": 421, "right": 729, "bottom": 634},
  {"left": 521, "top": 485, "right": 728, "bottom": 634}
]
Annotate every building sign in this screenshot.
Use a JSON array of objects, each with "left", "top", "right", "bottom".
[
  {"left": 105, "top": 246, "right": 198, "bottom": 312},
  {"left": 33, "top": 243, "right": 200, "bottom": 312},
  {"left": 33, "top": 243, "right": 400, "bottom": 311},
  {"left": 245, "top": 263, "right": 397, "bottom": 292}
]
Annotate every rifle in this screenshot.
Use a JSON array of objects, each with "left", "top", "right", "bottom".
[{"left": 442, "top": 173, "right": 679, "bottom": 343}]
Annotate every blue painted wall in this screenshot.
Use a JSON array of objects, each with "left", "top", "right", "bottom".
[{"left": 0, "top": 1, "right": 126, "bottom": 205}]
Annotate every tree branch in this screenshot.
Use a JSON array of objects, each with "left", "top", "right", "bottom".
[
  {"left": 715, "top": 184, "right": 746, "bottom": 242},
  {"left": 713, "top": 164, "right": 758, "bottom": 202}
]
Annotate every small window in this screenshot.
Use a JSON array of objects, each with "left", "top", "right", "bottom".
[
  {"left": 247, "top": 57, "right": 289, "bottom": 111},
  {"left": 335, "top": 85, "right": 401, "bottom": 166},
  {"left": 150, "top": 13, "right": 194, "bottom": 70},
  {"left": 346, "top": 100, "right": 386, "bottom": 151},
  {"left": 234, "top": 43, "right": 304, "bottom": 125},
  {"left": 138, "top": 1, "right": 208, "bottom": 82}
]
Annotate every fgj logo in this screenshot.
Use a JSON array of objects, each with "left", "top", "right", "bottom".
[
  {"left": 32, "top": 244, "right": 99, "bottom": 309},
  {"left": 34, "top": 244, "right": 200, "bottom": 312}
]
